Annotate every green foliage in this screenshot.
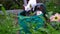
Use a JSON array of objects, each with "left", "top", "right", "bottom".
[
  {"left": 46, "top": 0, "right": 60, "bottom": 13},
  {"left": 0, "top": 6, "right": 20, "bottom": 34},
  {"left": 23, "top": 22, "right": 60, "bottom": 34},
  {"left": 10, "top": 3, "right": 19, "bottom": 9}
]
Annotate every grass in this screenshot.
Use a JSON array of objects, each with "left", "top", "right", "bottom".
[{"left": 0, "top": 6, "right": 20, "bottom": 34}]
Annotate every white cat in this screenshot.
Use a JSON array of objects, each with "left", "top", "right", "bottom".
[{"left": 25, "top": 0, "right": 37, "bottom": 11}]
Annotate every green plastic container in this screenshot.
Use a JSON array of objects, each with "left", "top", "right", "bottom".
[{"left": 18, "top": 11, "right": 45, "bottom": 34}]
